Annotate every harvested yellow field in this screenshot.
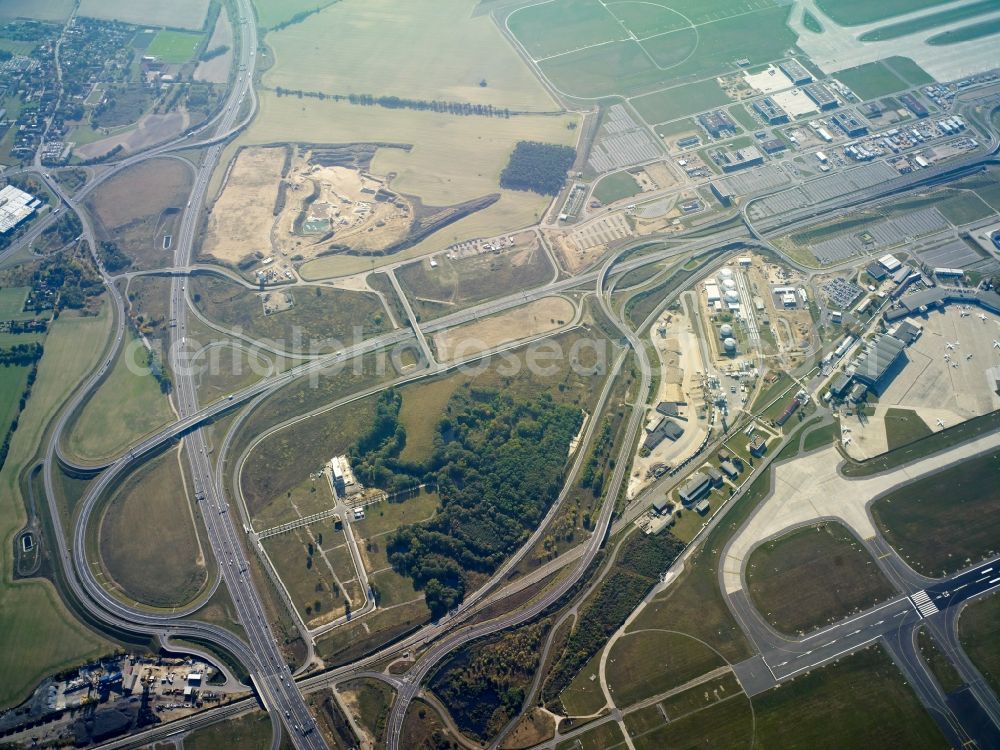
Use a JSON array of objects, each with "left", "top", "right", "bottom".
[
  {"left": 244, "top": 94, "right": 578, "bottom": 205},
  {"left": 263, "top": 0, "right": 556, "bottom": 112},
  {"left": 202, "top": 146, "right": 285, "bottom": 264},
  {"left": 433, "top": 296, "right": 574, "bottom": 361}
]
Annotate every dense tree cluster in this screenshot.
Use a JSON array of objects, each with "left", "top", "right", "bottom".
[
  {"left": 430, "top": 619, "right": 549, "bottom": 740},
  {"left": 349, "top": 387, "right": 582, "bottom": 617},
  {"left": 542, "top": 532, "right": 685, "bottom": 705},
  {"left": 199, "top": 44, "right": 229, "bottom": 61},
  {"left": 98, "top": 241, "right": 131, "bottom": 272},
  {"left": 499, "top": 141, "right": 575, "bottom": 196},
  {"left": 0, "top": 342, "right": 43, "bottom": 367}
]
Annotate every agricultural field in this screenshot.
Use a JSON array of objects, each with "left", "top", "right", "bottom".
[
  {"left": 263, "top": 0, "right": 556, "bottom": 111},
  {"left": 145, "top": 30, "right": 204, "bottom": 63},
  {"left": 0, "top": 0, "right": 74, "bottom": 22},
  {"left": 76, "top": 0, "right": 211, "bottom": 30},
  {"left": 960, "top": 591, "right": 1000, "bottom": 696},
  {"left": 0, "top": 309, "right": 114, "bottom": 709},
  {"left": 604, "top": 630, "right": 726, "bottom": 707},
  {"left": 514, "top": 0, "right": 797, "bottom": 100},
  {"left": 871, "top": 450, "right": 1000, "bottom": 576},
  {"left": 396, "top": 238, "right": 555, "bottom": 321},
  {"left": 254, "top": 0, "right": 335, "bottom": 30},
  {"left": 65, "top": 330, "right": 175, "bottom": 463},
  {"left": 194, "top": 5, "right": 233, "bottom": 84},
  {"left": 84, "top": 157, "right": 193, "bottom": 271},
  {"left": 189, "top": 274, "right": 391, "bottom": 353},
  {"left": 746, "top": 522, "right": 895, "bottom": 635},
  {"left": 98, "top": 447, "right": 208, "bottom": 608},
  {"left": 236, "top": 94, "right": 578, "bottom": 278}
]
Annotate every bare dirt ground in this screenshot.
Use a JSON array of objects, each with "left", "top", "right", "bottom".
[
  {"left": 203, "top": 147, "right": 413, "bottom": 265},
  {"left": 74, "top": 111, "right": 190, "bottom": 160},
  {"left": 501, "top": 708, "right": 556, "bottom": 750},
  {"left": 274, "top": 162, "right": 411, "bottom": 256},
  {"left": 202, "top": 146, "right": 285, "bottom": 264},
  {"left": 433, "top": 296, "right": 574, "bottom": 361},
  {"left": 194, "top": 3, "right": 233, "bottom": 84}
]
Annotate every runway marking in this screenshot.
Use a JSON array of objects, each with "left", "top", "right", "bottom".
[
  {"left": 776, "top": 635, "right": 882, "bottom": 680},
  {"left": 990, "top": 576, "right": 1000, "bottom": 584},
  {"left": 894, "top": 610, "right": 906, "bottom": 617},
  {"left": 821, "top": 640, "right": 838, "bottom": 648},
  {"left": 848, "top": 629, "right": 861, "bottom": 636},
  {"left": 977, "top": 566, "right": 993, "bottom": 574},
  {"left": 911, "top": 589, "right": 939, "bottom": 618},
  {"left": 955, "top": 583, "right": 968, "bottom": 591},
  {"left": 800, "top": 598, "right": 902, "bottom": 642}
]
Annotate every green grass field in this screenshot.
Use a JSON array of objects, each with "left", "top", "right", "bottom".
[
  {"left": 834, "top": 60, "right": 909, "bottom": 100},
  {"left": 917, "top": 626, "right": 965, "bottom": 694},
  {"left": 960, "top": 591, "right": 1000, "bottom": 696},
  {"left": 395, "top": 240, "right": 555, "bottom": 321},
  {"left": 557, "top": 721, "right": 628, "bottom": 750},
  {"left": 631, "top": 79, "right": 731, "bottom": 125},
  {"left": 145, "top": 30, "right": 204, "bottom": 63},
  {"left": 883, "top": 407, "right": 932, "bottom": 451},
  {"left": 76, "top": 0, "right": 210, "bottom": 30},
  {"left": 803, "top": 9, "right": 824, "bottom": 32},
  {"left": 593, "top": 171, "right": 642, "bottom": 205},
  {"left": 264, "top": 0, "right": 556, "bottom": 111},
  {"left": 871, "top": 449, "right": 1000, "bottom": 576},
  {"left": 99, "top": 447, "right": 208, "bottom": 608},
  {"left": 0, "top": 287, "right": 32, "bottom": 318},
  {"left": 507, "top": 0, "right": 626, "bottom": 59},
  {"left": 183, "top": 710, "right": 274, "bottom": 750},
  {"left": 65, "top": 330, "right": 175, "bottom": 463},
  {"left": 751, "top": 646, "right": 945, "bottom": 747},
  {"left": 928, "top": 15, "right": 1000, "bottom": 44},
  {"left": 0, "top": 309, "right": 113, "bottom": 709},
  {"left": 815, "top": 0, "right": 956, "bottom": 26},
  {"left": 746, "top": 522, "right": 895, "bottom": 635},
  {"left": 0, "top": 365, "right": 30, "bottom": 445},
  {"left": 859, "top": 1, "right": 1000, "bottom": 42},
  {"left": 605, "top": 630, "right": 726, "bottom": 706},
  {"left": 190, "top": 275, "right": 391, "bottom": 353},
  {"left": 396, "top": 378, "right": 462, "bottom": 463}
]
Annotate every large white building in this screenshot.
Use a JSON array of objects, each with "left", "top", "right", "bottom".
[{"left": 0, "top": 184, "right": 38, "bottom": 234}]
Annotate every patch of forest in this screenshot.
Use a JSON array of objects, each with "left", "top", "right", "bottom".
[
  {"left": 499, "top": 141, "right": 575, "bottom": 196},
  {"left": 348, "top": 385, "right": 583, "bottom": 617}
]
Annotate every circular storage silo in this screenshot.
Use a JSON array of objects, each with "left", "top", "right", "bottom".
[
  {"left": 723, "top": 337, "right": 737, "bottom": 354},
  {"left": 719, "top": 323, "right": 734, "bottom": 338}
]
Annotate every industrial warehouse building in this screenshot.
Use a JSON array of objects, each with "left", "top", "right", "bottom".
[
  {"left": 0, "top": 185, "right": 38, "bottom": 234},
  {"left": 643, "top": 416, "right": 684, "bottom": 451},
  {"left": 851, "top": 333, "right": 907, "bottom": 389},
  {"left": 779, "top": 59, "right": 813, "bottom": 85},
  {"left": 804, "top": 82, "right": 838, "bottom": 110},
  {"left": 752, "top": 97, "right": 789, "bottom": 125},
  {"left": 679, "top": 472, "right": 712, "bottom": 505}
]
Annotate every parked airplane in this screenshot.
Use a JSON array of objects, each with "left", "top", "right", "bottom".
[
  {"left": 994, "top": 340, "right": 1000, "bottom": 350},
  {"left": 945, "top": 341, "right": 957, "bottom": 350},
  {"left": 936, "top": 418, "right": 946, "bottom": 428},
  {"left": 980, "top": 313, "right": 988, "bottom": 322}
]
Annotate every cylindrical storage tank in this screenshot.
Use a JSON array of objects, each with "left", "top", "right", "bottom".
[
  {"left": 724, "top": 290, "right": 740, "bottom": 303},
  {"left": 723, "top": 337, "right": 737, "bottom": 353},
  {"left": 723, "top": 278, "right": 736, "bottom": 290},
  {"left": 719, "top": 323, "right": 734, "bottom": 338},
  {"left": 720, "top": 268, "right": 734, "bottom": 278}
]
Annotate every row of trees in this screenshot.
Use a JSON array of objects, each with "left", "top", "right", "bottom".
[
  {"left": 272, "top": 87, "right": 515, "bottom": 118},
  {"left": 348, "top": 387, "right": 583, "bottom": 617},
  {"left": 0, "top": 342, "right": 43, "bottom": 367}
]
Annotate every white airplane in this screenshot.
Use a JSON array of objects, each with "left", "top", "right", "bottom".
[
  {"left": 960, "top": 310, "right": 970, "bottom": 318},
  {"left": 980, "top": 313, "right": 988, "bottom": 322},
  {"left": 936, "top": 418, "right": 946, "bottom": 429},
  {"left": 842, "top": 436, "right": 852, "bottom": 446},
  {"left": 966, "top": 353, "right": 973, "bottom": 360},
  {"left": 994, "top": 340, "right": 1000, "bottom": 350},
  {"left": 945, "top": 342, "right": 957, "bottom": 350}
]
